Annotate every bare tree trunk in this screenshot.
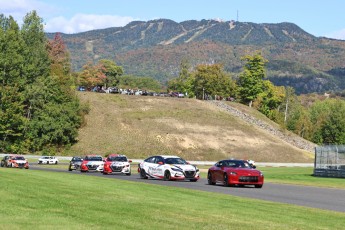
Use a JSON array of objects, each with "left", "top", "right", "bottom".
[{"left": 284, "top": 97, "right": 289, "bottom": 123}]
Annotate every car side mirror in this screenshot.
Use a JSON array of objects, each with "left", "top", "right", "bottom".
[
  {"left": 252, "top": 165, "right": 256, "bottom": 169},
  {"left": 128, "top": 160, "right": 132, "bottom": 163}
]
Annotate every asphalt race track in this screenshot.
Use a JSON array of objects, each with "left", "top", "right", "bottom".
[{"left": 29, "top": 165, "right": 345, "bottom": 213}]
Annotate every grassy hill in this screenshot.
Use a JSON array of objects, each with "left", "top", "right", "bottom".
[{"left": 67, "top": 92, "right": 314, "bottom": 163}]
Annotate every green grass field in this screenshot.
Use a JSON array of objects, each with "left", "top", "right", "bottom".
[{"left": 0, "top": 168, "right": 344, "bottom": 229}]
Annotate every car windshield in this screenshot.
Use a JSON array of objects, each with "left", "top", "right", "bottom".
[
  {"left": 42, "top": 156, "right": 49, "bottom": 159},
  {"left": 85, "top": 156, "right": 103, "bottom": 161},
  {"left": 72, "top": 157, "right": 82, "bottom": 161},
  {"left": 13, "top": 156, "right": 25, "bottom": 160},
  {"left": 164, "top": 157, "right": 187, "bottom": 165},
  {"left": 107, "top": 156, "right": 127, "bottom": 162},
  {"left": 223, "top": 160, "right": 251, "bottom": 168}
]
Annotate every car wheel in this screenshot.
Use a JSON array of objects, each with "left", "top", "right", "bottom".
[
  {"left": 0, "top": 162, "right": 4, "bottom": 167},
  {"left": 55, "top": 161, "right": 58, "bottom": 165},
  {"left": 223, "top": 173, "right": 230, "bottom": 187},
  {"left": 126, "top": 170, "right": 131, "bottom": 176},
  {"left": 68, "top": 167, "right": 72, "bottom": 171},
  {"left": 164, "top": 170, "right": 171, "bottom": 181},
  {"left": 140, "top": 168, "right": 148, "bottom": 179},
  {"left": 47, "top": 161, "right": 49, "bottom": 164},
  {"left": 207, "top": 172, "right": 215, "bottom": 185},
  {"left": 255, "top": 184, "right": 263, "bottom": 188}
]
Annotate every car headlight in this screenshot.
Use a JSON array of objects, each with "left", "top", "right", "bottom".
[
  {"left": 229, "top": 172, "right": 237, "bottom": 175},
  {"left": 171, "top": 167, "right": 182, "bottom": 172},
  {"left": 260, "top": 173, "right": 264, "bottom": 177}
]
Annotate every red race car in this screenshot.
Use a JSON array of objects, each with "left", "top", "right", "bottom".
[
  {"left": 1, "top": 154, "right": 29, "bottom": 169},
  {"left": 207, "top": 159, "right": 264, "bottom": 188}
]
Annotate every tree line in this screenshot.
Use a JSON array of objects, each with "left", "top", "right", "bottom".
[{"left": 0, "top": 11, "right": 85, "bottom": 154}]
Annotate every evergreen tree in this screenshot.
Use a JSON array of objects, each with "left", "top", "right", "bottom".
[
  {"left": 0, "top": 15, "right": 27, "bottom": 152},
  {"left": 21, "top": 11, "right": 50, "bottom": 84}
]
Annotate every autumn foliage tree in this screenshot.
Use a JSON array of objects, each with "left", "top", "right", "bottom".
[
  {"left": 78, "top": 62, "right": 107, "bottom": 88},
  {"left": 78, "top": 59, "right": 123, "bottom": 89},
  {"left": 46, "top": 33, "right": 71, "bottom": 80}
]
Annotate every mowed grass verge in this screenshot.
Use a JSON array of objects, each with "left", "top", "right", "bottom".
[
  {"left": 261, "top": 167, "right": 345, "bottom": 189},
  {"left": 0, "top": 168, "right": 344, "bottom": 229}
]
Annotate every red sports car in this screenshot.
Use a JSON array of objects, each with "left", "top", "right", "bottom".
[{"left": 207, "top": 159, "right": 264, "bottom": 188}]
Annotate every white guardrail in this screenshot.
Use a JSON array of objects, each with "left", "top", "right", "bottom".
[{"left": 0, "top": 154, "right": 313, "bottom": 167}]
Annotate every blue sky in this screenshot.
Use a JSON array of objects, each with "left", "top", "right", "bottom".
[{"left": 1, "top": 0, "right": 345, "bottom": 39}]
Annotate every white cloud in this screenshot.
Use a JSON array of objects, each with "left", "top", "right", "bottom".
[
  {"left": 44, "top": 14, "right": 135, "bottom": 34},
  {"left": 0, "top": 0, "right": 135, "bottom": 33},
  {"left": 0, "top": 0, "right": 55, "bottom": 22},
  {"left": 327, "top": 29, "right": 345, "bottom": 40}
]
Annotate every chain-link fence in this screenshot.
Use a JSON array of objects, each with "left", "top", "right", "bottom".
[{"left": 314, "top": 145, "right": 345, "bottom": 178}]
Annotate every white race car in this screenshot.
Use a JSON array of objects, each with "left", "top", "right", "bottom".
[
  {"left": 103, "top": 154, "right": 132, "bottom": 175},
  {"left": 80, "top": 155, "right": 104, "bottom": 172},
  {"left": 38, "top": 156, "right": 59, "bottom": 164},
  {"left": 138, "top": 155, "right": 200, "bottom": 182}
]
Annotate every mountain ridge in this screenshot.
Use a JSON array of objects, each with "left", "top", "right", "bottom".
[{"left": 46, "top": 19, "right": 345, "bottom": 94}]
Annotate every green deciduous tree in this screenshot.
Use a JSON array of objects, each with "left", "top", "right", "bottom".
[
  {"left": 309, "top": 99, "right": 345, "bottom": 144},
  {"left": 99, "top": 59, "right": 124, "bottom": 87},
  {"left": 25, "top": 75, "right": 81, "bottom": 151},
  {"left": 237, "top": 52, "right": 268, "bottom": 107},
  {"left": 0, "top": 86, "right": 26, "bottom": 152},
  {"left": 253, "top": 80, "right": 285, "bottom": 121},
  {"left": 167, "top": 59, "right": 193, "bottom": 97},
  {"left": 192, "top": 64, "right": 235, "bottom": 100}
]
